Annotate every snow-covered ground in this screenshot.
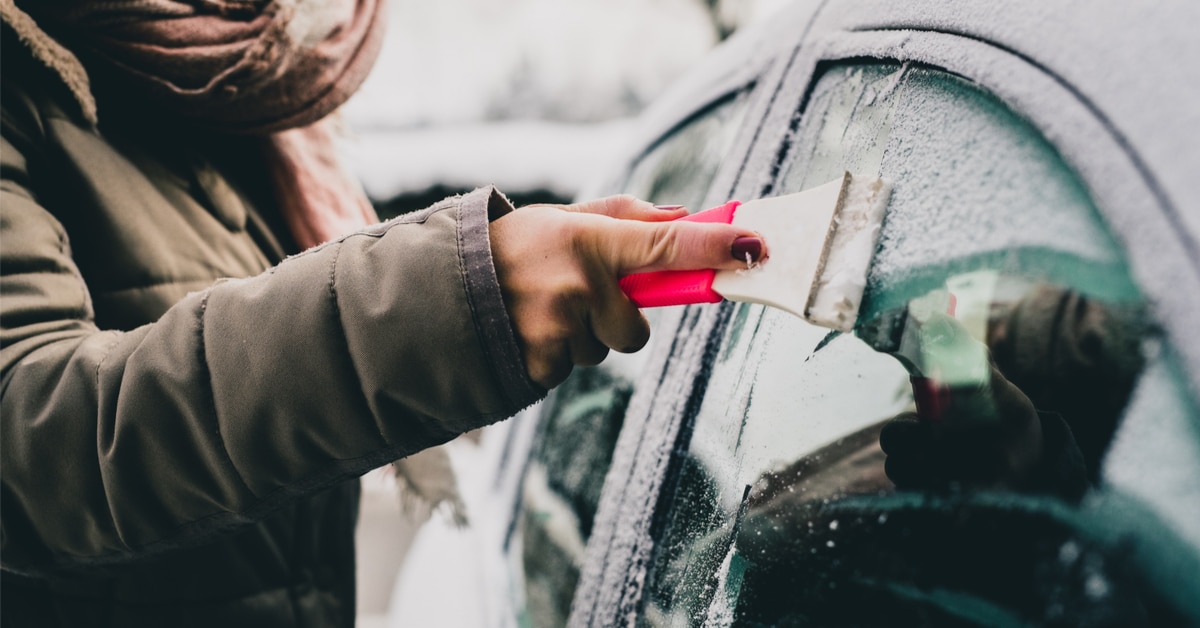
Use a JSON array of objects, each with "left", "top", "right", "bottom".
[
  {"left": 345, "top": 0, "right": 717, "bottom": 128},
  {"left": 343, "top": 119, "right": 634, "bottom": 203}
]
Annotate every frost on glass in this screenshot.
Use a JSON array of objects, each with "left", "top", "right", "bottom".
[
  {"left": 1103, "top": 352, "right": 1200, "bottom": 550},
  {"left": 637, "top": 64, "right": 1200, "bottom": 626},
  {"left": 624, "top": 96, "right": 750, "bottom": 212},
  {"left": 515, "top": 94, "right": 750, "bottom": 628},
  {"left": 520, "top": 367, "right": 633, "bottom": 628},
  {"left": 787, "top": 65, "right": 1139, "bottom": 314}
]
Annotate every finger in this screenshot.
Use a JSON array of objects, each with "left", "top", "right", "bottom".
[
  {"left": 942, "top": 438, "right": 1008, "bottom": 485},
  {"left": 564, "top": 194, "right": 688, "bottom": 222},
  {"left": 590, "top": 219, "right": 766, "bottom": 276},
  {"left": 524, "top": 336, "right": 574, "bottom": 389},
  {"left": 884, "top": 452, "right": 937, "bottom": 489},
  {"left": 880, "top": 414, "right": 941, "bottom": 488},
  {"left": 590, "top": 281, "right": 652, "bottom": 353},
  {"left": 569, "top": 329, "right": 611, "bottom": 367},
  {"left": 878, "top": 413, "right": 926, "bottom": 455},
  {"left": 986, "top": 363, "right": 1038, "bottom": 425}
]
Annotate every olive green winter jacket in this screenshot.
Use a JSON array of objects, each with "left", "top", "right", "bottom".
[{"left": 0, "top": 11, "right": 542, "bottom": 627}]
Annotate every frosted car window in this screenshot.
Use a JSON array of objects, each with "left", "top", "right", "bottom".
[
  {"left": 637, "top": 64, "right": 1200, "bottom": 626},
  {"left": 794, "top": 66, "right": 1138, "bottom": 311},
  {"left": 515, "top": 94, "right": 750, "bottom": 628},
  {"left": 623, "top": 97, "right": 749, "bottom": 211}
]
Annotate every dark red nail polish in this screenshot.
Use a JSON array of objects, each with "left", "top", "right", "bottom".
[
  {"left": 654, "top": 204, "right": 685, "bottom": 211},
  {"left": 731, "top": 237, "right": 764, "bottom": 264}
]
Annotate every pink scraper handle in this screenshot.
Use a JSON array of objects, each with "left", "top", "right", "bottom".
[{"left": 619, "top": 200, "right": 741, "bottom": 308}]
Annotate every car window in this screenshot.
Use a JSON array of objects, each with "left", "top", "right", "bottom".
[
  {"left": 637, "top": 63, "right": 1200, "bottom": 626},
  {"left": 623, "top": 96, "right": 750, "bottom": 211},
  {"left": 513, "top": 94, "right": 752, "bottom": 628}
]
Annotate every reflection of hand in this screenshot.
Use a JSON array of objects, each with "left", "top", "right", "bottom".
[
  {"left": 988, "top": 284, "right": 1148, "bottom": 478},
  {"left": 880, "top": 362, "right": 1044, "bottom": 492},
  {"left": 490, "top": 196, "right": 762, "bottom": 388}
]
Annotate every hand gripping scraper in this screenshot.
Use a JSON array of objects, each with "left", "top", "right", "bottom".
[{"left": 619, "top": 172, "right": 891, "bottom": 332}]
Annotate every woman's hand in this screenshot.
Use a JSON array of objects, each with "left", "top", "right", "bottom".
[
  {"left": 490, "top": 195, "right": 764, "bottom": 388},
  {"left": 880, "top": 363, "right": 1045, "bottom": 492}
]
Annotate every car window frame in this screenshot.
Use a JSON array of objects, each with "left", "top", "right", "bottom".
[
  {"left": 774, "top": 26, "right": 1200, "bottom": 395},
  {"left": 569, "top": 16, "right": 1200, "bottom": 628},
  {"left": 493, "top": 51, "right": 788, "bottom": 628}
]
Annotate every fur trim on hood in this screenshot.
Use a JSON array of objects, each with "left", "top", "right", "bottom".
[{"left": 0, "top": 0, "right": 97, "bottom": 125}]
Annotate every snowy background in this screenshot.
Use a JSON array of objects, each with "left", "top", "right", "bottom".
[
  {"left": 341, "top": 0, "right": 789, "bottom": 215},
  {"left": 344, "top": 1, "right": 788, "bottom": 624}
]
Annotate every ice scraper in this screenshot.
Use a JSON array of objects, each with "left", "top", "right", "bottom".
[{"left": 619, "top": 172, "right": 892, "bottom": 332}]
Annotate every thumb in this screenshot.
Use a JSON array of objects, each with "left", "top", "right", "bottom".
[{"left": 591, "top": 218, "right": 767, "bottom": 276}]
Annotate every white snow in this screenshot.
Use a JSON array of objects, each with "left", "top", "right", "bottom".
[
  {"left": 340, "top": 119, "right": 634, "bottom": 201},
  {"left": 341, "top": 0, "right": 789, "bottom": 201},
  {"left": 780, "top": 63, "right": 1129, "bottom": 305},
  {"left": 385, "top": 408, "right": 541, "bottom": 628},
  {"left": 808, "top": 175, "right": 891, "bottom": 332},
  {"left": 343, "top": 0, "right": 718, "bottom": 129},
  {"left": 807, "top": 3, "right": 1200, "bottom": 396},
  {"left": 1102, "top": 352, "right": 1200, "bottom": 550},
  {"left": 701, "top": 541, "right": 739, "bottom": 628},
  {"left": 710, "top": 0, "right": 794, "bottom": 33}
]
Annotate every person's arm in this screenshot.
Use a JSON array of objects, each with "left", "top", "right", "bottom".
[
  {"left": 1, "top": 143, "right": 536, "bottom": 573},
  {"left": 1, "top": 96, "right": 760, "bottom": 574}
]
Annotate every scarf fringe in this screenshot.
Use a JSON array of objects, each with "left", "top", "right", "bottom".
[{"left": 387, "top": 448, "right": 470, "bottom": 530}]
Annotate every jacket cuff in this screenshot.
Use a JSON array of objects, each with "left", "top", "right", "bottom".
[{"left": 457, "top": 186, "right": 546, "bottom": 409}]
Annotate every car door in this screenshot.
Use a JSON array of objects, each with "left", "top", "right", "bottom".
[
  {"left": 506, "top": 26, "right": 797, "bottom": 625},
  {"left": 571, "top": 2, "right": 1200, "bottom": 626},
  {"left": 512, "top": 92, "right": 752, "bottom": 628}
]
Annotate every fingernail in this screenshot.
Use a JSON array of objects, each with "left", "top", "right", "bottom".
[
  {"left": 654, "top": 204, "right": 685, "bottom": 211},
  {"left": 731, "top": 237, "right": 764, "bottom": 264}
]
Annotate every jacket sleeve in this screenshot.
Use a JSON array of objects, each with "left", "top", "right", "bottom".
[{"left": 1, "top": 103, "right": 544, "bottom": 574}]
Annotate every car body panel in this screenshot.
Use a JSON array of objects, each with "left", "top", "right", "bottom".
[
  {"left": 390, "top": 2, "right": 1200, "bottom": 625},
  {"left": 572, "top": 1, "right": 1200, "bottom": 626}
]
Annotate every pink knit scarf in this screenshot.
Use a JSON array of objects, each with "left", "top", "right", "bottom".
[{"left": 28, "top": 0, "right": 386, "bottom": 248}]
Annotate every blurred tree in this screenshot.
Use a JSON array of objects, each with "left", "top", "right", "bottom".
[{"left": 697, "top": 0, "right": 791, "bottom": 40}]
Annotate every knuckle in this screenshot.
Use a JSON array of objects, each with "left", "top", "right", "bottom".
[
  {"left": 599, "top": 194, "right": 650, "bottom": 219},
  {"left": 608, "top": 194, "right": 637, "bottom": 209},
  {"left": 525, "top": 327, "right": 558, "bottom": 352},
  {"left": 645, "top": 222, "right": 679, "bottom": 265},
  {"left": 529, "top": 346, "right": 573, "bottom": 389},
  {"left": 556, "top": 272, "right": 594, "bottom": 306}
]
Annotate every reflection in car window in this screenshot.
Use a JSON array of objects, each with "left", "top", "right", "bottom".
[
  {"left": 638, "top": 64, "right": 1200, "bottom": 626},
  {"left": 514, "top": 95, "right": 751, "bottom": 628}
]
